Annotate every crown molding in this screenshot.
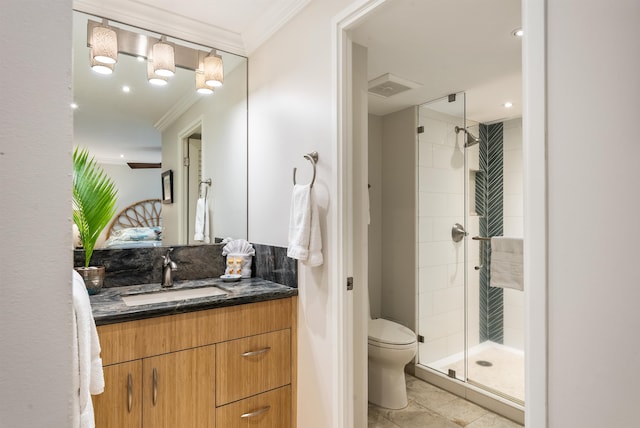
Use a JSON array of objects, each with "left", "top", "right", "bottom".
[
  {"left": 154, "top": 91, "right": 201, "bottom": 132},
  {"left": 242, "top": 0, "right": 312, "bottom": 54}
]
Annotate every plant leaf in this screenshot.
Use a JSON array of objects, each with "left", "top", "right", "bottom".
[{"left": 73, "top": 147, "right": 118, "bottom": 267}]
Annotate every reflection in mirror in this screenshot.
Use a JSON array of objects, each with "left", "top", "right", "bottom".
[{"left": 72, "top": 11, "right": 247, "bottom": 248}]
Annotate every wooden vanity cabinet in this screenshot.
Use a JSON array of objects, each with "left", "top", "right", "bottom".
[{"left": 93, "top": 297, "right": 297, "bottom": 428}]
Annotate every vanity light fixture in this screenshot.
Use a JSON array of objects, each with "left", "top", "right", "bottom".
[
  {"left": 147, "top": 61, "right": 168, "bottom": 86},
  {"left": 195, "top": 71, "right": 214, "bottom": 94},
  {"left": 89, "top": 53, "right": 114, "bottom": 75},
  {"left": 204, "top": 51, "right": 224, "bottom": 87},
  {"left": 152, "top": 36, "right": 175, "bottom": 77},
  {"left": 91, "top": 19, "right": 118, "bottom": 64}
]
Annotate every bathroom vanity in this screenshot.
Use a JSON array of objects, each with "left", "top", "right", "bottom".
[{"left": 89, "top": 278, "right": 298, "bottom": 428}]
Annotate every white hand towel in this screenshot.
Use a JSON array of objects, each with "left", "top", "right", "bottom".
[
  {"left": 72, "top": 270, "right": 105, "bottom": 428},
  {"left": 490, "top": 237, "right": 524, "bottom": 291},
  {"left": 287, "top": 184, "right": 323, "bottom": 266},
  {"left": 194, "top": 197, "right": 210, "bottom": 243},
  {"left": 287, "top": 184, "right": 312, "bottom": 261},
  {"left": 305, "top": 187, "right": 323, "bottom": 267}
]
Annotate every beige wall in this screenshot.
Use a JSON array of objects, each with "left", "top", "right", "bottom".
[
  {"left": 0, "top": 0, "right": 74, "bottom": 426},
  {"left": 380, "top": 107, "right": 417, "bottom": 331},
  {"left": 546, "top": 0, "right": 640, "bottom": 426},
  {"left": 368, "top": 114, "right": 383, "bottom": 318}
]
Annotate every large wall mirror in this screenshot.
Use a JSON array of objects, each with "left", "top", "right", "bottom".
[{"left": 73, "top": 10, "right": 247, "bottom": 248}]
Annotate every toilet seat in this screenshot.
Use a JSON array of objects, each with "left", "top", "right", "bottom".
[{"left": 368, "top": 318, "right": 416, "bottom": 348}]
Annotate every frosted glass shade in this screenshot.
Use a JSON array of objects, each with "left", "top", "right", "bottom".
[
  {"left": 204, "top": 54, "right": 224, "bottom": 87},
  {"left": 147, "top": 61, "right": 168, "bottom": 86},
  {"left": 152, "top": 39, "right": 175, "bottom": 77},
  {"left": 90, "top": 51, "right": 114, "bottom": 75},
  {"left": 195, "top": 71, "right": 214, "bottom": 94},
  {"left": 91, "top": 25, "right": 118, "bottom": 64}
]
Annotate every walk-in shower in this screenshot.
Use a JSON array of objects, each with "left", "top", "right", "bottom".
[{"left": 415, "top": 92, "right": 525, "bottom": 420}]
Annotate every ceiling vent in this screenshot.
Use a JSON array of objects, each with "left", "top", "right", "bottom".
[{"left": 368, "top": 73, "right": 422, "bottom": 98}]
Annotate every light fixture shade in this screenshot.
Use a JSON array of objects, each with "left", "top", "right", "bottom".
[
  {"left": 195, "top": 71, "right": 214, "bottom": 94},
  {"left": 91, "top": 24, "right": 118, "bottom": 64},
  {"left": 90, "top": 51, "right": 114, "bottom": 75},
  {"left": 147, "top": 61, "right": 168, "bottom": 86},
  {"left": 152, "top": 37, "right": 175, "bottom": 77},
  {"left": 204, "top": 53, "right": 224, "bottom": 87}
]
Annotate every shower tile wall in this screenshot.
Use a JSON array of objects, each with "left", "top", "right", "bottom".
[
  {"left": 502, "top": 118, "right": 524, "bottom": 350},
  {"left": 417, "top": 108, "right": 480, "bottom": 365}
]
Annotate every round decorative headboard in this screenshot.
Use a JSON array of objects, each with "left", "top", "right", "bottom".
[{"left": 106, "top": 198, "right": 162, "bottom": 238}]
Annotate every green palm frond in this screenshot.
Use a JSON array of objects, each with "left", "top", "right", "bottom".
[{"left": 73, "top": 147, "right": 118, "bottom": 267}]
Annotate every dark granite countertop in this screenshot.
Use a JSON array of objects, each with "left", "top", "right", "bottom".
[{"left": 89, "top": 277, "right": 298, "bottom": 326}]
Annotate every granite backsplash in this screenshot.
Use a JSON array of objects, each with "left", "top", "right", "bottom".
[{"left": 74, "top": 243, "right": 297, "bottom": 289}]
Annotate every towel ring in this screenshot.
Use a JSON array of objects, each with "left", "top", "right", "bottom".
[
  {"left": 293, "top": 151, "right": 318, "bottom": 188},
  {"left": 199, "top": 178, "right": 211, "bottom": 199}
]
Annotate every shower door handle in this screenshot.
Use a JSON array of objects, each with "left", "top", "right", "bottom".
[{"left": 472, "top": 236, "right": 490, "bottom": 270}]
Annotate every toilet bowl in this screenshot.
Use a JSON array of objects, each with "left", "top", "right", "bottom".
[{"left": 368, "top": 318, "right": 417, "bottom": 409}]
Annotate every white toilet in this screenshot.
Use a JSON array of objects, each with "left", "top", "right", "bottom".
[{"left": 368, "top": 317, "right": 417, "bottom": 409}]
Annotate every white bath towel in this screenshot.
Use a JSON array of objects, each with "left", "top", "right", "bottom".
[
  {"left": 287, "top": 184, "right": 323, "bottom": 266},
  {"left": 72, "top": 270, "right": 104, "bottom": 428},
  {"left": 490, "top": 237, "right": 524, "bottom": 291},
  {"left": 193, "top": 197, "right": 210, "bottom": 243}
]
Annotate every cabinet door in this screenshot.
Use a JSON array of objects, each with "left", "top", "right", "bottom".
[
  {"left": 93, "top": 360, "right": 142, "bottom": 428},
  {"left": 216, "top": 385, "right": 291, "bottom": 428},
  {"left": 143, "top": 345, "right": 215, "bottom": 428}
]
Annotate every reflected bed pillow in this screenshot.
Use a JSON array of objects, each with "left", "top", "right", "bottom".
[{"left": 103, "top": 227, "right": 162, "bottom": 248}]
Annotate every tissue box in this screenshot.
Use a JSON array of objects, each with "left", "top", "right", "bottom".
[{"left": 225, "top": 254, "right": 253, "bottom": 278}]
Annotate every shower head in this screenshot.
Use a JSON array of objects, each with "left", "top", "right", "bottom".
[{"left": 454, "top": 126, "right": 480, "bottom": 148}]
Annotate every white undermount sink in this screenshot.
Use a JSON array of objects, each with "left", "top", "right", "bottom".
[{"left": 121, "top": 286, "right": 227, "bottom": 307}]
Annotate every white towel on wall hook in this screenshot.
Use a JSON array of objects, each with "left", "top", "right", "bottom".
[
  {"left": 194, "top": 196, "right": 210, "bottom": 243},
  {"left": 287, "top": 184, "right": 323, "bottom": 266}
]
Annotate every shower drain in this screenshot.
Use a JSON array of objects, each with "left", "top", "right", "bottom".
[{"left": 475, "top": 360, "right": 493, "bottom": 367}]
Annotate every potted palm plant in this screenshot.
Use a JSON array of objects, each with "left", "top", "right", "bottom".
[{"left": 73, "top": 146, "right": 118, "bottom": 294}]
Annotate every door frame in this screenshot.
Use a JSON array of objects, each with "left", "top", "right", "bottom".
[{"left": 333, "top": 1, "right": 548, "bottom": 427}]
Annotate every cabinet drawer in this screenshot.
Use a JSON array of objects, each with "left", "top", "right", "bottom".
[
  {"left": 216, "top": 329, "right": 291, "bottom": 406},
  {"left": 216, "top": 385, "right": 291, "bottom": 428}
]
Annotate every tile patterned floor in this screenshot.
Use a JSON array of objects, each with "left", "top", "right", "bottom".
[{"left": 368, "top": 375, "right": 524, "bottom": 428}]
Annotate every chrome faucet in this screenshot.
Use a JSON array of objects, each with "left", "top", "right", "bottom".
[{"left": 161, "top": 248, "right": 177, "bottom": 287}]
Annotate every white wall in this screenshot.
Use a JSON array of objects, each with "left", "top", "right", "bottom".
[
  {"left": 162, "top": 64, "right": 248, "bottom": 245},
  {"left": 0, "top": 1, "right": 73, "bottom": 426},
  {"left": 247, "top": 1, "right": 357, "bottom": 426},
  {"left": 546, "top": 1, "right": 640, "bottom": 426},
  {"left": 368, "top": 114, "right": 383, "bottom": 318},
  {"left": 501, "top": 118, "right": 524, "bottom": 350}
]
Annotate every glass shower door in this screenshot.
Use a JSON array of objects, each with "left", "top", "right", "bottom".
[
  {"left": 416, "top": 93, "right": 469, "bottom": 382},
  {"left": 416, "top": 94, "right": 525, "bottom": 405}
]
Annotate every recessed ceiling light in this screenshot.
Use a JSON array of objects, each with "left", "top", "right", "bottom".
[
  {"left": 120, "top": 154, "right": 125, "bottom": 158},
  {"left": 136, "top": 56, "right": 145, "bottom": 62},
  {"left": 70, "top": 102, "right": 78, "bottom": 109},
  {"left": 122, "top": 86, "right": 131, "bottom": 93},
  {"left": 504, "top": 101, "right": 513, "bottom": 108},
  {"left": 512, "top": 28, "right": 523, "bottom": 37}
]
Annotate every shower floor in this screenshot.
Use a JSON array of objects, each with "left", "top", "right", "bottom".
[{"left": 427, "top": 341, "right": 525, "bottom": 404}]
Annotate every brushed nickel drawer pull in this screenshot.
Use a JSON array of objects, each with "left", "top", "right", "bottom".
[
  {"left": 240, "top": 405, "right": 271, "bottom": 418},
  {"left": 241, "top": 347, "right": 271, "bottom": 357},
  {"left": 127, "top": 373, "right": 133, "bottom": 413},
  {"left": 152, "top": 368, "right": 158, "bottom": 406}
]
